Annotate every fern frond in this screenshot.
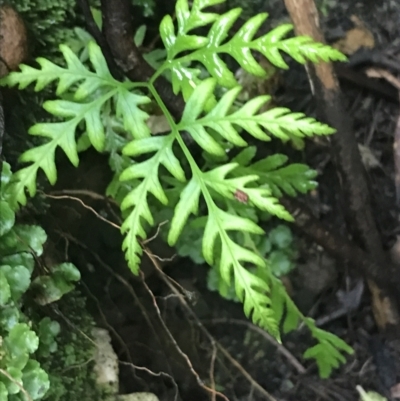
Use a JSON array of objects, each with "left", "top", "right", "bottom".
[
  {"left": 269, "top": 276, "right": 301, "bottom": 333},
  {"left": 1, "top": 42, "right": 151, "bottom": 207},
  {"left": 202, "top": 163, "right": 293, "bottom": 221},
  {"left": 120, "top": 133, "right": 186, "bottom": 272},
  {"left": 304, "top": 322, "right": 354, "bottom": 378},
  {"left": 161, "top": 0, "right": 225, "bottom": 60},
  {"left": 257, "top": 163, "right": 318, "bottom": 197},
  {"left": 1, "top": 42, "right": 115, "bottom": 96},
  {"left": 167, "top": 163, "right": 282, "bottom": 336},
  {"left": 159, "top": 0, "right": 223, "bottom": 97},
  {"left": 255, "top": 24, "right": 346, "bottom": 69},
  {"left": 243, "top": 188, "right": 294, "bottom": 221},
  {"left": 233, "top": 150, "right": 319, "bottom": 197},
  {"left": 168, "top": 178, "right": 201, "bottom": 246},
  {"left": 176, "top": 0, "right": 222, "bottom": 34},
  {"left": 269, "top": 277, "right": 353, "bottom": 377},
  {"left": 178, "top": 78, "right": 334, "bottom": 155},
  {"left": 203, "top": 163, "right": 258, "bottom": 197},
  {"left": 115, "top": 89, "right": 152, "bottom": 139},
  {"left": 121, "top": 181, "right": 153, "bottom": 271},
  {"left": 235, "top": 261, "right": 279, "bottom": 338},
  {"left": 177, "top": 78, "right": 227, "bottom": 155},
  {"left": 228, "top": 13, "right": 271, "bottom": 76},
  {"left": 160, "top": 0, "right": 346, "bottom": 95},
  {"left": 234, "top": 106, "right": 336, "bottom": 140},
  {"left": 123, "top": 135, "right": 186, "bottom": 181},
  {"left": 204, "top": 201, "right": 279, "bottom": 337}
]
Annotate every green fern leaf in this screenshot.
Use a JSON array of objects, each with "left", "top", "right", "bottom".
[
  {"left": 265, "top": 164, "right": 318, "bottom": 197},
  {"left": 170, "top": 65, "right": 201, "bottom": 98},
  {"left": 201, "top": 86, "right": 248, "bottom": 146},
  {"left": 8, "top": 107, "right": 108, "bottom": 206},
  {"left": 8, "top": 151, "right": 72, "bottom": 208},
  {"left": 121, "top": 183, "right": 150, "bottom": 272},
  {"left": 123, "top": 135, "right": 185, "bottom": 182},
  {"left": 268, "top": 276, "right": 353, "bottom": 374},
  {"left": 256, "top": 24, "right": 346, "bottom": 69},
  {"left": 161, "top": 3, "right": 345, "bottom": 95},
  {"left": 254, "top": 153, "right": 288, "bottom": 170},
  {"left": 196, "top": 8, "right": 242, "bottom": 87},
  {"left": 168, "top": 159, "right": 283, "bottom": 337},
  {"left": 232, "top": 152, "right": 318, "bottom": 198},
  {"left": 123, "top": 136, "right": 167, "bottom": 156},
  {"left": 162, "top": 8, "right": 241, "bottom": 89},
  {"left": 203, "top": 205, "right": 278, "bottom": 337},
  {"left": 304, "top": 322, "right": 354, "bottom": 378},
  {"left": 28, "top": 119, "right": 80, "bottom": 167},
  {"left": 178, "top": 79, "right": 226, "bottom": 155},
  {"left": 115, "top": 89, "right": 152, "bottom": 139},
  {"left": 235, "top": 267, "right": 279, "bottom": 338},
  {"left": 41, "top": 93, "right": 114, "bottom": 152},
  {"left": 181, "top": 78, "right": 214, "bottom": 121},
  {"left": 183, "top": 121, "right": 225, "bottom": 156},
  {"left": 231, "top": 146, "right": 257, "bottom": 166},
  {"left": 229, "top": 13, "right": 270, "bottom": 76},
  {"left": 1, "top": 42, "right": 117, "bottom": 96},
  {"left": 160, "top": 14, "right": 208, "bottom": 60},
  {"left": 250, "top": 155, "right": 318, "bottom": 197},
  {"left": 0, "top": 58, "right": 66, "bottom": 91},
  {"left": 234, "top": 105, "right": 336, "bottom": 141},
  {"left": 279, "top": 36, "right": 347, "bottom": 65},
  {"left": 120, "top": 158, "right": 167, "bottom": 205},
  {"left": 120, "top": 134, "right": 186, "bottom": 272},
  {"left": 13, "top": 92, "right": 115, "bottom": 200},
  {"left": 245, "top": 188, "right": 293, "bottom": 221},
  {"left": 269, "top": 276, "right": 301, "bottom": 332},
  {"left": 178, "top": 78, "right": 265, "bottom": 147},
  {"left": 14, "top": 141, "right": 60, "bottom": 199},
  {"left": 304, "top": 343, "right": 342, "bottom": 378},
  {"left": 203, "top": 209, "right": 264, "bottom": 265},
  {"left": 168, "top": 178, "right": 202, "bottom": 245},
  {"left": 176, "top": 0, "right": 221, "bottom": 34},
  {"left": 2, "top": 41, "right": 153, "bottom": 207},
  {"left": 10, "top": 165, "right": 41, "bottom": 207},
  {"left": 203, "top": 163, "right": 257, "bottom": 197},
  {"left": 179, "top": 79, "right": 334, "bottom": 154},
  {"left": 255, "top": 24, "right": 296, "bottom": 69},
  {"left": 160, "top": 3, "right": 209, "bottom": 100},
  {"left": 201, "top": 163, "right": 293, "bottom": 221}
]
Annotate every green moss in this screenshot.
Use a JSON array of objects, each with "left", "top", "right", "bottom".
[
  {"left": 7, "top": 0, "right": 79, "bottom": 62},
  {"left": 7, "top": 0, "right": 156, "bottom": 61},
  {"left": 33, "top": 291, "right": 110, "bottom": 401}
]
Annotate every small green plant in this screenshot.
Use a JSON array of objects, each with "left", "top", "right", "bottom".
[
  {"left": 0, "top": 162, "right": 81, "bottom": 400},
  {"left": 36, "top": 292, "right": 110, "bottom": 401},
  {"left": 1, "top": 0, "right": 353, "bottom": 377},
  {"left": 356, "top": 386, "right": 388, "bottom": 401}
]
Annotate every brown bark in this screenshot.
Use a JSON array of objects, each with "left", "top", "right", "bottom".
[
  {"left": 100, "top": 0, "right": 186, "bottom": 120},
  {"left": 0, "top": 6, "right": 28, "bottom": 78},
  {"left": 283, "top": 0, "right": 400, "bottom": 334},
  {"left": 78, "top": 0, "right": 186, "bottom": 121}
]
